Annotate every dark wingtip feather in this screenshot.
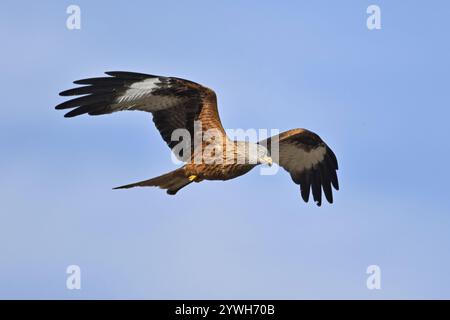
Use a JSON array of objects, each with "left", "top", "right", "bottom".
[
  {"left": 327, "top": 146, "right": 339, "bottom": 170},
  {"left": 323, "top": 187, "right": 333, "bottom": 204},
  {"left": 322, "top": 185, "right": 333, "bottom": 204},
  {"left": 55, "top": 100, "right": 73, "bottom": 110},
  {"left": 299, "top": 171, "right": 311, "bottom": 203},
  {"left": 64, "top": 109, "right": 83, "bottom": 118},
  {"left": 300, "top": 186, "right": 310, "bottom": 203},
  {"left": 63, "top": 102, "right": 107, "bottom": 118},
  {"left": 332, "top": 177, "right": 339, "bottom": 191},
  {"left": 59, "top": 86, "right": 113, "bottom": 97},
  {"left": 311, "top": 169, "right": 322, "bottom": 206},
  {"left": 64, "top": 110, "right": 86, "bottom": 118},
  {"left": 73, "top": 77, "right": 126, "bottom": 85},
  {"left": 104, "top": 71, "right": 157, "bottom": 79},
  {"left": 73, "top": 78, "right": 102, "bottom": 85},
  {"left": 319, "top": 163, "right": 333, "bottom": 204}
]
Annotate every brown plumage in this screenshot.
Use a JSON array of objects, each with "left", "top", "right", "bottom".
[{"left": 56, "top": 71, "right": 339, "bottom": 206}]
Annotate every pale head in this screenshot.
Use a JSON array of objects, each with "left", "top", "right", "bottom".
[{"left": 234, "top": 141, "right": 273, "bottom": 166}]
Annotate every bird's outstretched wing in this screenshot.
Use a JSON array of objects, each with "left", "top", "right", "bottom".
[
  {"left": 56, "top": 71, "right": 224, "bottom": 160},
  {"left": 260, "top": 129, "right": 339, "bottom": 206}
]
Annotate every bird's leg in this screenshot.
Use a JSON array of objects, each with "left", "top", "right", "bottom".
[{"left": 188, "top": 175, "right": 204, "bottom": 183}]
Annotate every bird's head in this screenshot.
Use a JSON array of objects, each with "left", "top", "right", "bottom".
[
  {"left": 256, "top": 144, "right": 273, "bottom": 166},
  {"left": 234, "top": 141, "right": 273, "bottom": 166}
]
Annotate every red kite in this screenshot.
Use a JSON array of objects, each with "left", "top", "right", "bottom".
[{"left": 56, "top": 71, "right": 339, "bottom": 206}]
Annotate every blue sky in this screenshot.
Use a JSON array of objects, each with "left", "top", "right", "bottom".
[{"left": 1, "top": 0, "right": 449, "bottom": 299}]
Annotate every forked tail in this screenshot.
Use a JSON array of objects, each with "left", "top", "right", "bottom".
[{"left": 113, "top": 168, "right": 192, "bottom": 195}]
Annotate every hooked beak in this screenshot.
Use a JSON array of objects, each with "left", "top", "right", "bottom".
[{"left": 261, "top": 155, "right": 273, "bottom": 166}]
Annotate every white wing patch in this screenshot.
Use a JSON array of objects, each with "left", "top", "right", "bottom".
[
  {"left": 113, "top": 78, "right": 183, "bottom": 111},
  {"left": 279, "top": 144, "right": 326, "bottom": 172},
  {"left": 116, "top": 78, "right": 160, "bottom": 103}
]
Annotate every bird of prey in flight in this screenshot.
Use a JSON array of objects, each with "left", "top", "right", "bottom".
[{"left": 56, "top": 71, "right": 339, "bottom": 206}]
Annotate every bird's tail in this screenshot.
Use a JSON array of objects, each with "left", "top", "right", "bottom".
[{"left": 113, "top": 168, "right": 192, "bottom": 195}]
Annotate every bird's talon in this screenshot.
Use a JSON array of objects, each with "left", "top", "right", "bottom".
[{"left": 188, "top": 175, "right": 197, "bottom": 182}]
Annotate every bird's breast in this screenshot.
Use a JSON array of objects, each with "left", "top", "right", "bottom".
[{"left": 185, "top": 163, "right": 255, "bottom": 181}]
